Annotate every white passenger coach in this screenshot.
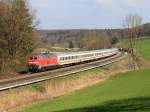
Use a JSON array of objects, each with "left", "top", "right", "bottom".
[{"left": 57, "top": 48, "right": 119, "bottom": 65}]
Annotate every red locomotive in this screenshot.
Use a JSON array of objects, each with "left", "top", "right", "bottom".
[
  {"left": 27, "top": 53, "right": 58, "bottom": 72},
  {"left": 27, "top": 48, "right": 119, "bottom": 72}
]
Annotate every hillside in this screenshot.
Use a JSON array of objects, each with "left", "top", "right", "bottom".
[
  {"left": 137, "top": 39, "right": 150, "bottom": 61},
  {"left": 21, "top": 69, "right": 150, "bottom": 112}
]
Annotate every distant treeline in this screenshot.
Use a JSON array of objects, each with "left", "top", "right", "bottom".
[
  {"left": 38, "top": 23, "right": 150, "bottom": 49},
  {"left": 38, "top": 29, "right": 122, "bottom": 49}
]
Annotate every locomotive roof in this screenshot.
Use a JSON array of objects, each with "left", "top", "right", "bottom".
[{"left": 32, "top": 53, "right": 56, "bottom": 56}]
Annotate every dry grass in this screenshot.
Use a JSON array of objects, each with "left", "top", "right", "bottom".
[
  {"left": 0, "top": 57, "right": 129, "bottom": 112},
  {"left": 137, "top": 56, "right": 150, "bottom": 69}
]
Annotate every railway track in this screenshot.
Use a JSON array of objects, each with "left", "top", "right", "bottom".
[{"left": 0, "top": 52, "right": 126, "bottom": 91}]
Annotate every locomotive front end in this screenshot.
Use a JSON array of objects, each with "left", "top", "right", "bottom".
[
  {"left": 27, "top": 56, "right": 41, "bottom": 72},
  {"left": 27, "top": 53, "right": 58, "bottom": 72}
]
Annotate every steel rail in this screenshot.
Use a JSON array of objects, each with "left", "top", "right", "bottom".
[{"left": 0, "top": 52, "right": 126, "bottom": 91}]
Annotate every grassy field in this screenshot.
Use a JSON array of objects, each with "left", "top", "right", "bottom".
[
  {"left": 136, "top": 39, "right": 150, "bottom": 61},
  {"left": 21, "top": 69, "right": 150, "bottom": 112},
  {"left": 118, "top": 38, "right": 150, "bottom": 61}
]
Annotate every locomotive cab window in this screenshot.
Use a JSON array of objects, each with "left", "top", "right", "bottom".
[
  {"left": 34, "top": 57, "right": 38, "bottom": 60},
  {"left": 30, "top": 56, "right": 38, "bottom": 60}
]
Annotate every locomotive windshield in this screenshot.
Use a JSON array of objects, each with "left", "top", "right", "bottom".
[{"left": 30, "top": 56, "right": 38, "bottom": 60}]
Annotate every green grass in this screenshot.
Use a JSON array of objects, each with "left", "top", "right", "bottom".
[
  {"left": 118, "top": 38, "right": 150, "bottom": 61},
  {"left": 136, "top": 39, "right": 150, "bottom": 60},
  {"left": 21, "top": 69, "right": 150, "bottom": 112}
]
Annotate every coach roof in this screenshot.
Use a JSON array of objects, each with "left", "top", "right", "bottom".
[{"left": 56, "top": 48, "right": 118, "bottom": 57}]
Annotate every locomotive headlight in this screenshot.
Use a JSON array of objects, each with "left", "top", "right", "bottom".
[{"left": 34, "top": 62, "right": 39, "bottom": 64}]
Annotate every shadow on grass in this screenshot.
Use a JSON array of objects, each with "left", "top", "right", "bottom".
[{"left": 55, "top": 97, "right": 150, "bottom": 112}]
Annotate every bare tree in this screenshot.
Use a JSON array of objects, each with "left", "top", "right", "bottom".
[
  {"left": 0, "top": 0, "right": 38, "bottom": 73},
  {"left": 0, "top": 1, "right": 7, "bottom": 72},
  {"left": 82, "top": 31, "right": 111, "bottom": 50},
  {"left": 98, "top": 31, "right": 111, "bottom": 49},
  {"left": 123, "top": 14, "right": 142, "bottom": 69},
  {"left": 82, "top": 31, "right": 97, "bottom": 50},
  {"left": 68, "top": 41, "right": 74, "bottom": 49}
]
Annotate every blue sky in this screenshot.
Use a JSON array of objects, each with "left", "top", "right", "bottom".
[{"left": 29, "top": 0, "right": 150, "bottom": 29}]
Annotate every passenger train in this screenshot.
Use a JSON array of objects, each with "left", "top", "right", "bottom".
[{"left": 27, "top": 48, "right": 119, "bottom": 72}]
